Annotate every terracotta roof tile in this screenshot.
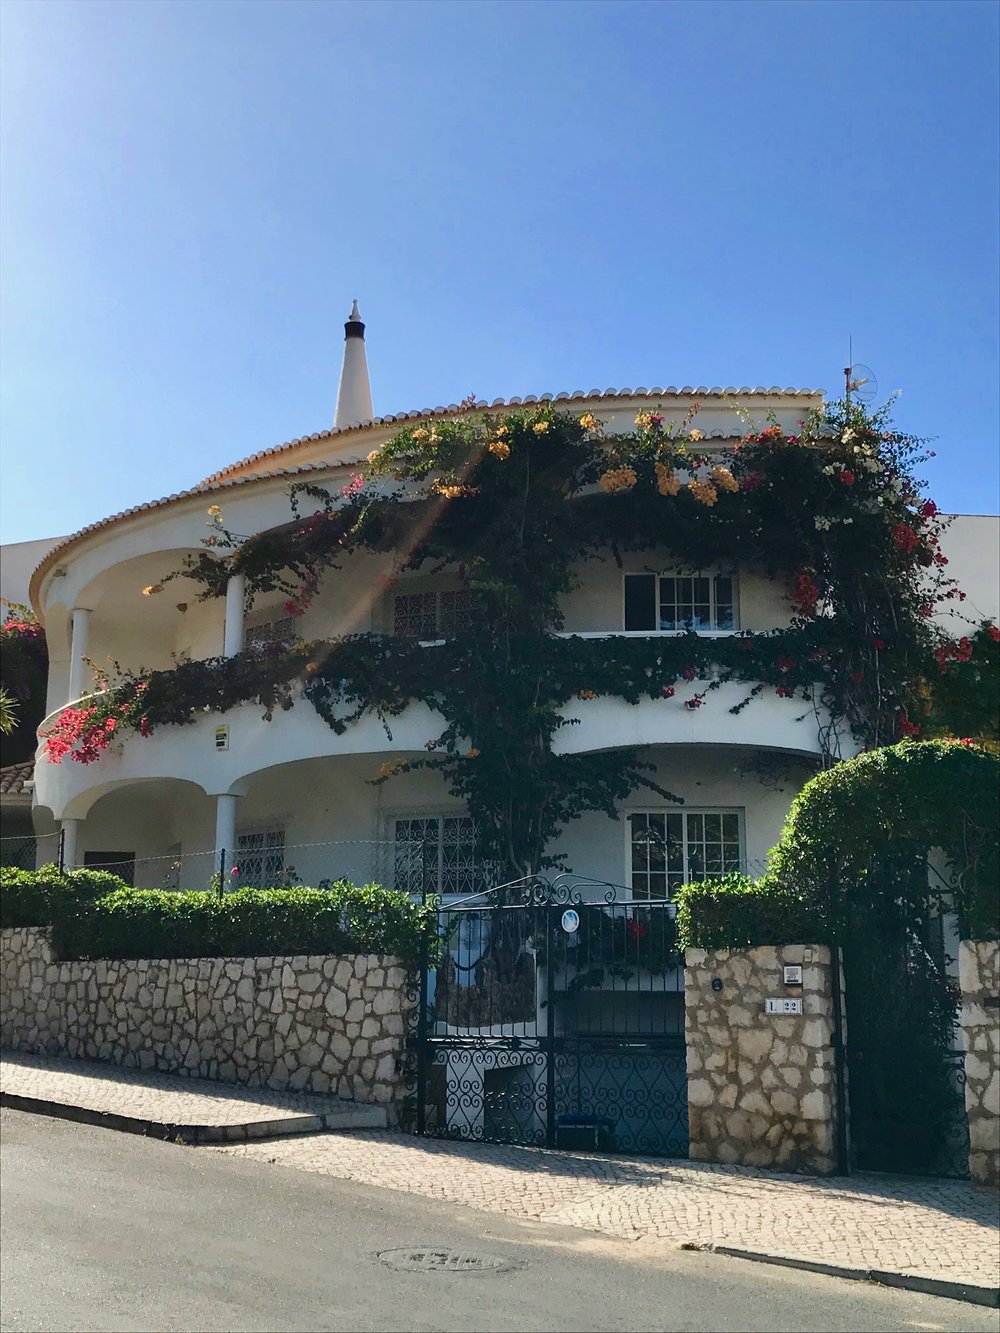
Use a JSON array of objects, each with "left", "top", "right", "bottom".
[
  {"left": 200, "top": 386, "right": 824, "bottom": 486},
  {"left": 0, "top": 760, "right": 34, "bottom": 796}
]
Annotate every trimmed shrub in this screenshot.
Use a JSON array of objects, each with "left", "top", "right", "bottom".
[
  {"left": 674, "top": 873, "right": 823, "bottom": 952},
  {"left": 0, "top": 869, "right": 436, "bottom": 965},
  {"left": 72, "top": 884, "right": 435, "bottom": 964},
  {"left": 0, "top": 866, "right": 129, "bottom": 929}
]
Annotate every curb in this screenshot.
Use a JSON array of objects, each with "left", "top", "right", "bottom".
[
  {"left": 0, "top": 1091, "right": 385, "bottom": 1144},
  {"left": 684, "top": 1242, "right": 1000, "bottom": 1309}
]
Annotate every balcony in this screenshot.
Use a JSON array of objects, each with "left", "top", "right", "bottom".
[{"left": 33, "top": 659, "right": 848, "bottom": 822}]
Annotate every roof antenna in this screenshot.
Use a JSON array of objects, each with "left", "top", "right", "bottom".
[{"left": 844, "top": 338, "right": 877, "bottom": 409}]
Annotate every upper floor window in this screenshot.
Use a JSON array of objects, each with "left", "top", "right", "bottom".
[
  {"left": 244, "top": 615, "right": 295, "bottom": 654},
  {"left": 393, "top": 588, "right": 474, "bottom": 639},
  {"left": 624, "top": 573, "right": 737, "bottom": 632},
  {"left": 629, "top": 810, "right": 742, "bottom": 899}
]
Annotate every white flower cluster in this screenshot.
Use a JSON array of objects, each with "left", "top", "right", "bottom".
[
  {"left": 814, "top": 515, "right": 855, "bottom": 530},
  {"left": 854, "top": 452, "right": 883, "bottom": 472}
]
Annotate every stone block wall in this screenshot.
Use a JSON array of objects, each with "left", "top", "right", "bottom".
[
  {"left": 958, "top": 939, "right": 1000, "bottom": 1187},
  {"left": 684, "top": 944, "right": 839, "bottom": 1174},
  {"left": 1, "top": 928, "right": 414, "bottom": 1119}
]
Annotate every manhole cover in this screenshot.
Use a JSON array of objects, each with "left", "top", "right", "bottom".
[{"left": 378, "top": 1249, "right": 517, "bottom": 1275}]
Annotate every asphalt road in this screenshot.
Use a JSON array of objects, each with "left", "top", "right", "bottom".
[{"left": 0, "top": 1108, "right": 993, "bottom": 1333}]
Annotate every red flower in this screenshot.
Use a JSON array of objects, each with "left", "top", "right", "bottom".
[
  {"left": 873, "top": 639, "right": 886, "bottom": 651},
  {"left": 988, "top": 625, "right": 1000, "bottom": 642},
  {"left": 897, "top": 710, "right": 921, "bottom": 739},
  {"left": 681, "top": 665, "right": 697, "bottom": 681},
  {"left": 838, "top": 469, "right": 856, "bottom": 486},
  {"left": 775, "top": 656, "right": 796, "bottom": 672},
  {"left": 626, "top": 918, "right": 648, "bottom": 941},
  {"left": 775, "top": 684, "right": 794, "bottom": 698},
  {"left": 684, "top": 693, "right": 705, "bottom": 710},
  {"left": 660, "top": 686, "right": 675, "bottom": 699},
  {"left": 851, "top": 671, "right": 865, "bottom": 684},
  {"left": 920, "top": 500, "right": 938, "bottom": 518},
  {"left": 792, "top": 572, "right": 819, "bottom": 616},
  {"left": 892, "top": 523, "right": 919, "bottom": 553}
]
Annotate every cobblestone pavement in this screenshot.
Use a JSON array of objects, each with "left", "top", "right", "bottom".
[
  {"left": 215, "top": 1129, "right": 1000, "bottom": 1291},
  {"left": 0, "top": 1053, "right": 383, "bottom": 1135},
  {"left": 4, "top": 1052, "right": 998, "bottom": 1293}
]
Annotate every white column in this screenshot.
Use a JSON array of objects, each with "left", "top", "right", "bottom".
[
  {"left": 60, "top": 818, "right": 80, "bottom": 872},
  {"left": 223, "top": 573, "right": 246, "bottom": 658},
  {"left": 214, "top": 793, "right": 239, "bottom": 865},
  {"left": 67, "top": 608, "right": 91, "bottom": 702}
]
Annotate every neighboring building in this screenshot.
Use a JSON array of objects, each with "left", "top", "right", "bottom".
[
  {"left": 1, "top": 536, "right": 66, "bottom": 611},
  {"left": 1, "top": 535, "right": 65, "bottom": 866},
  {"left": 22, "top": 308, "right": 999, "bottom": 896}
]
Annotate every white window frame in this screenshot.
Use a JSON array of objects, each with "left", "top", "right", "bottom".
[
  {"left": 623, "top": 571, "right": 740, "bottom": 633},
  {"left": 235, "top": 826, "right": 286, "bottom": 888},
  {"left": 387, "top": 812, "right": 484, "bottom": 900},
  {"left": 626, "top": 808, "right": 744, "bottom": 900}
]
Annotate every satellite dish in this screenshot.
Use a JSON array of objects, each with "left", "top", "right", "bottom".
[{"left": 845, "top": 364, "right": 877, "bottom": 405}]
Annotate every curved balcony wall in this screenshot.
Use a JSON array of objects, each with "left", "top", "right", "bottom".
[
  {"left": 34, "top": 681, "right": 849, "bottom": 822},
  {"left": 554, "top": 684, "right": 852, "bottom": 759}
]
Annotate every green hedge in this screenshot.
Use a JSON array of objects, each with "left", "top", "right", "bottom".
[
  {"left": 674, "top": 873, "right": 824, "bottom": 951},
  {"left": 0, "top": 869, "right": 436, "bottom": 965},
  {"left": 0, "top": 867, "right": 129, "bottom": 929}
]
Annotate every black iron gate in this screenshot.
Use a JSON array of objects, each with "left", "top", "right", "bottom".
[
  {"left": 408, "top": 877, "right": 688, "bottom": 1157},
  {"left": 842, "top": 916, "right": 970, "bottom": 1179}
]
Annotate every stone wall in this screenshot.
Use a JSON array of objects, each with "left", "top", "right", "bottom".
[
  {"left": 1, "top": 928, "right": 413, "bottom": 1119},
  {"left": 958, "top": 939, "right": 1000, "bottom": 1188},
  {"left": 684, "top": 944, "right": 839, "bottom": 1174}
]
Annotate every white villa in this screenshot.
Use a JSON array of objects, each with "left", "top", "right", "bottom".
[{"left": 20, "top": 307, "right": 1000, "bottom": 900}]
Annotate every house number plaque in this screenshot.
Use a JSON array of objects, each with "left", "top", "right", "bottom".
[{"left": 764, "top": 997, "right": 803, "bottom": 1015}]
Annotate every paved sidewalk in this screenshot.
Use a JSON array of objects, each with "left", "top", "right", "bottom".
[
  {"left": 214, "top": 1129, "right": 1000, "bottom": 1297},
  {"left": 0, "top": 1052, "right": 385, "bottom": 1142},
  {"left": 3, "top": 1052, "right": 998, "bottom": 1302}
]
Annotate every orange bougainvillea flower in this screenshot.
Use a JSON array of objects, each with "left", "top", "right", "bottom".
[
  {"left": 688, "top": 478, "right": 718, "bottom": 507},
  {"left": 655, "top": 463, "right": 681, "bottom": 496},
  {"left": 599, "top": 467, "right": 638, "bottom": 494}
]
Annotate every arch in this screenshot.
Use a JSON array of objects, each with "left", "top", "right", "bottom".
[{"left": 62, "top": 775, "right": 209, "bottom": 821}]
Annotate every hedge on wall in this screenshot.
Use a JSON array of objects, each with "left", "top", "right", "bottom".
[
  {"left": 674, "top": 874, "right": 823, "bottom": 951},
  {"left": 675, "top": 740, "right": 1000, "bottom": 950},
  {"left": 0, "top": 867, "right": 130, "bottom": 929},
  {"left": 0, "top": 870, "right": 436, "bottom": 965}
]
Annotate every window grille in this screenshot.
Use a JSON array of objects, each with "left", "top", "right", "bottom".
[
  {"left": 244, "top": 617, "right": 295, "bottom": 653},
  {"left": 394, "top": 588, "right": 474, "bottom": 639},
  {"left": 236, "top": 829, "right": 285, "bottom": 888},
  {"left": 392, "top": 815, "right": 481, "bottom": 897}
]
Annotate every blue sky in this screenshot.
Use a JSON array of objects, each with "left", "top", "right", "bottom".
[{"left": 1, "top": 0, "right": 997, "bottom": 543}]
